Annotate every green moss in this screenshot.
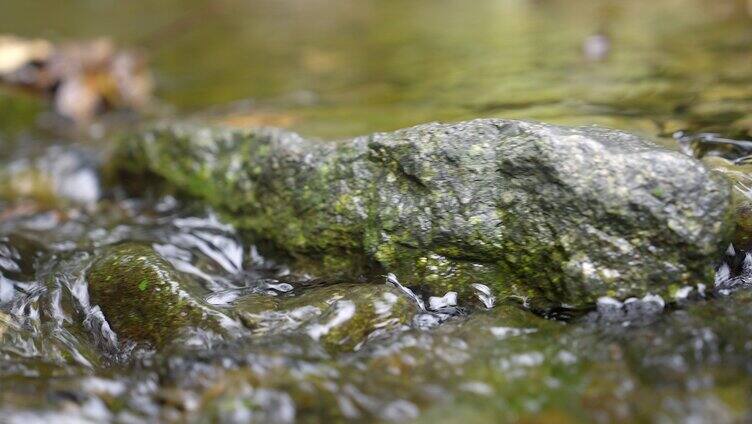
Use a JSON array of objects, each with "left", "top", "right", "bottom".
[
  {"left": 87, "top": 243, "right": 215, "bottom": 347},
  {"left": 0, "top": 90, "right": 44, "bottom": 135},
  {"left": 111, "top": 120, "right": 732, "bottom": 307}
]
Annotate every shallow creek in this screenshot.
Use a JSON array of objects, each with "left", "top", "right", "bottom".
[{"left": 1, "top": 0, "right": 752, "bottom": 422}]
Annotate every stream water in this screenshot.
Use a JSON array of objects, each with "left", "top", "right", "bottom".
[{"left": 1, "top": 0, "right": 752, "bottom": 422}]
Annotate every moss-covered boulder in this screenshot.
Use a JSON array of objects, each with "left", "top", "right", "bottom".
[
  {"left": 113, "top": 119, "right": 734, "bottom": 306},
  {"left": 87, "top": 243, "right": 225, "bottom": 347}
]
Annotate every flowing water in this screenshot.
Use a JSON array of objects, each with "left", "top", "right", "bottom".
[{"left": 1, "top": 0, "right": 752, "bottom": 422}]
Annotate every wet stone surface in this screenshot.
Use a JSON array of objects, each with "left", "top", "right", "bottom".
[
  {"left": 1, "top": 0, "right": 752, "bottom": 421},
  {"left": 115, "top": 118, "right": 733, "bottom": 307},
  {"left": 0, "top": 160, "right": 751, "bottom": 422}
]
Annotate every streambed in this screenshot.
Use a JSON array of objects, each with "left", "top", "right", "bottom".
[{"left": 1, "top": 0, "right": 752, "bottom": 422}]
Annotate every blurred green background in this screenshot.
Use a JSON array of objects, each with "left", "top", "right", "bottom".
[{"left": 2, "top": 0, "right": 751, "bottom": 139}]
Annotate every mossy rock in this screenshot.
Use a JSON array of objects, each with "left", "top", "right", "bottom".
[
  {"left": 113, "top": 119, "right": 734, "bottom": 307},
  {"left": 87, "top": 243, "right": 220, "bottom": 348}
]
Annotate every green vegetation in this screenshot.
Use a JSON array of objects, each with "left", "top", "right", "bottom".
[
  {"left": 87, "top": 243, "right": 218, "bottom": 347},
  {"left": 114, "top": 119, "right": 733, "bottom": 306}
]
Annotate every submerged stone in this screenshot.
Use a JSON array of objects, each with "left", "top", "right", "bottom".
[
  {"left": 87, "top": 243, "right": 227, "bottom": 348},
  {"left": 307, "top": 284, "right": 417, "bottom": 353},
  {"left": 237, "top": 283, "right": 418, "bottom": 353},
  {"left": 114, "top": 119, "right": 734, "bottom": 306}
]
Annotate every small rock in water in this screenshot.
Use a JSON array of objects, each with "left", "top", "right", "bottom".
[
  {"left": 413, "top": 313, "right": 443, "bottom": 330},
  {"left": 428, "top": 291, "right": 457, "bottom": 311},
  {"left": 595, "top": 296, "right": 624, "bottom": 317},
  {"left": 595, "top": 294, "right": 665, "bottom": 324},
  {"left": 306, "top": 300, "right": 356, "bottom": 342},
  {"left": 673, "top": 286, "right": 694, "bottom": 301},
  {"left": 300, "top": 284, "right": 417, "bottom": 352},
  {"left": 87, "top": 243, "right": 237, "bottom": 348},
  {"left": 623, "top": 294, "right": 665, "bottom": 317}
]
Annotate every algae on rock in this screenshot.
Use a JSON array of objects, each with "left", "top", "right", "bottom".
[
  {"left": 113, "top": 119, "right": 734, "bottom": 306},
  {"left": 87, "top": 243, "right": 232, "bottom": 347}
]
